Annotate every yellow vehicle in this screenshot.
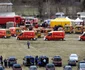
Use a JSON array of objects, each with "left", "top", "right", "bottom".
[
  {"left": 74, "top": 25, "right": 83, "bottom": 34},
  {"left": 50, "top": 18, "right": 71, "bottom": 27},
  {"left": 35, "top": 29, "right": 41, "bottom": 38},
  {"left": 9, "top": 27, "right": 21, "bottom": 36},
  {"left": 83, "top": 26, "right": 85, "bottom": 32},
  {"left": 64, "top": 25, "right": 73, "bottom": 33},
  {"left": 0, "top": 29, "right": 11, "bottom": 38}
]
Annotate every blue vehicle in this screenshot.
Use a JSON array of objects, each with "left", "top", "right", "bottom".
[
  {"left": 46, "top": 63, "right": 55, "bottom": 70},
  {"left": 8, "top": 56, "right": 17, "bottom": 67},
  {"left": 0, "top": 66, "right": 4, "bottom": 70},
  {"left": 38, "top": 56, "right": 49, "bottom": 67},
  {"left": 23, "top": 56, "right": 34, "bottom": 66},
  {"left": 12, "top": 64, "right": 22, "bottom": 70}
]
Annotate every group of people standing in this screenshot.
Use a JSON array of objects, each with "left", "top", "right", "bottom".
[{"left": 0, "top": 56, "right": 10, "bottom": 68}]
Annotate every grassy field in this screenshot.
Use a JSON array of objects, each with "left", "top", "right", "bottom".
[{"left": 0, "top": 34, "right": 85, "bottom": 70}]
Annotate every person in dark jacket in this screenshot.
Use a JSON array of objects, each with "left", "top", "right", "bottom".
[
  {"left": 8, "top": 60, "right": 10, "bottom": 68},
  {"left": 35, "top": 56, "right": 38, "bottom": 65},
  {"left": 27, "top": 41, "right": 30, "bottom": 49},
  {"left": 53, "top": 25, "right": 58, "bottom": 31},
  {"left": 4, "top": 59, "right": 7, "bottom": 68},
  {"left": 0, "top": 56, "right": 3, "bottom": 62}
]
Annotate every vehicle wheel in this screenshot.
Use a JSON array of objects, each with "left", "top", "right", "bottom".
[
  {"left": 32, "top": 38, "right": 37, "bottom": 41},
  {"left": 45, "top": 38, "right": 48, "bottom": 41},
  {"left": 17, "top": 37, "right": 20, "bottom": 40},
  {"left": 80, "top": 38, "right": 82, "bottom": 41},
  {"left": 4, "top": 36, "right": 7, "bottom": 39},
  {"left": 62, "top": 38, "right": 64, "bottom": 41},
  {"left": 14, "top": 34, "right": 16, "bottom": 37},
  {"left": 70, "top": 32, "right": 72, "bottom": 34}
]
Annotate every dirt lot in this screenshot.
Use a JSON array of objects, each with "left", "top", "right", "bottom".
[{"left": 0, "top": 34, "right": 85, "bottom": 70}]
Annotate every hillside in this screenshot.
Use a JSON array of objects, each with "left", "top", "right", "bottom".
[{"left": 0, "top": 0, "right": 85, "bottom": 18}]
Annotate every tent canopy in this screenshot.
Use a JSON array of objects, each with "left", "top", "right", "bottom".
[
  {"left": 50, "top": 18, "right": 71, "bottom": 27},
  {"left": 74, "top": 18, "right": 83, "bottom": 22}
]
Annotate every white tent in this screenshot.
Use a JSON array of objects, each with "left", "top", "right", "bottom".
[
  {"left": 66, "top": 17, "right": 75, "bottom": 26},
  {"left": 75, "top": 18, "right": 83, "bottom": 22},
  {"left": 74, "top": 18, "right": 83, "bottom": 25},
  {"left": 66, "top": 17, "right": 75, "bottom": 22}
]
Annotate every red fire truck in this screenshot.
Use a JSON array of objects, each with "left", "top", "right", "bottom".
[{"left": 0, "top": 16, "right": 25, "bottom": 28}]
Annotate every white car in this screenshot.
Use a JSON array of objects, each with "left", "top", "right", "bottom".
[{"left": 69, "top": 54, "right": 78, "bottom": 62}]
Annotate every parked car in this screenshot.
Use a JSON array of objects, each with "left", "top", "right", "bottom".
[
  {"left": 68, "top": 60, "right": 76, "bottom": 66},
  {"left": 46, "top": 63, "right": 55, "bottom": 70},
  {"left": 52, "top": 56, "right": 62, "bottom": 66},
  {"left": 29, "top": 65, "right": 37, "bottom": 70},
  {"left": 0, "top": 66, "right": 4, "bottom": 70},
  {"left": 23, "top": 56, "right": 34, "bottom": 66},
  {"left": 12, "top": 64, "right": 22, "bottom": 70},
  {"left": 8, "top": 56, "right": 17, "bottom": 67},
  {"left": 38, "top": 56, "right": 49, "bottom": 67},
  {"left": 63, "top": 65, "right": 72, "bottom": 70},
  {"left": 78, "top": 61, "right": 85, "bottom": 70},
  {"left": 64, "top": 25, "right": 73, "bottom": 33},
  {"left": 79, "top": 32, "right": 85, "bottom": 41},
  {"left": 74, "top": 25, "right": 83, "bottom": 34},
  {"left": 69, "top": 54, "right": 78, "bottom": 62}
]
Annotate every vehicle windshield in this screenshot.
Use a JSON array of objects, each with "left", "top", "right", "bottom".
[
  {"left": 48, "top": 33, "right": 52, "bottom": 36},
  {"left": 79, "top": 63, "right": 85, "bottom": 68},
  {"left": 6, "top": 30, "right": 11, "bottom": 34},
  {"left": 76, "top": 27, "right": 81, "bottom": 30},
  {"left": 71, "top": 56, "right": 77, "bottom": 57},
  {"left": 9, "top": 58, "right": 16, "bottom": 61},
  {"left": 64, "top": 67, "right": 72, "bottom": 70},
  {"left": 53, "top": 57, "right": 61, "bottom": 61},
  {"left": 30, "top": 67, "right": 37, "bottom": 70},
  {"left": 26, "top": 22, "right": 30, "bottom": 24},
  {"left": 71, "top": 55, "right": 77, "bottom": 57},
  {"left": 16, "top": 29, "right": 21, "bottom": 33},
  {"left": 47, "top": 65, "right": 54, "bottom": 68},
  {"left": 65, "top": 27, "right": 70, "bottom": 29},
  {"left": 14, "top": 65, "right": 21, "bottom": 68}
]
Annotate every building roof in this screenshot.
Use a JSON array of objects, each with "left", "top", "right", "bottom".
[
  {"left": 0, "top": 12, "right": 15, "bottom": 17},
  {"left": 0, "top": 0, "right": 12, "bottom": 5},
  {"left": 0, "top": 0, "right": 10, "bottom": 3},
  {"left": 0, "top": 3, "right": 12, "bottom": 5}
]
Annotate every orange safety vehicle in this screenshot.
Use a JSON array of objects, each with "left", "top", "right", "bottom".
[
  {"left": 64, "top": 25, "right": 73, "bottom": 33},
  {"left": 74, "top": 25, "right": 83, "bottom": 34},
  {"left": 44, "top": 31, "right": 65, "bottom": 41},
  {"left": 16, "top": 31, "right": 37, "bottom": 40},
  {"left": 0, "top": 29, "right": 11, "bottom": 38},
  {"left": 83, "top": 26, "right": 85, "bottom": 32},
  {"left": 9, "top": 27, "right": 21, "bottom": 36}
]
